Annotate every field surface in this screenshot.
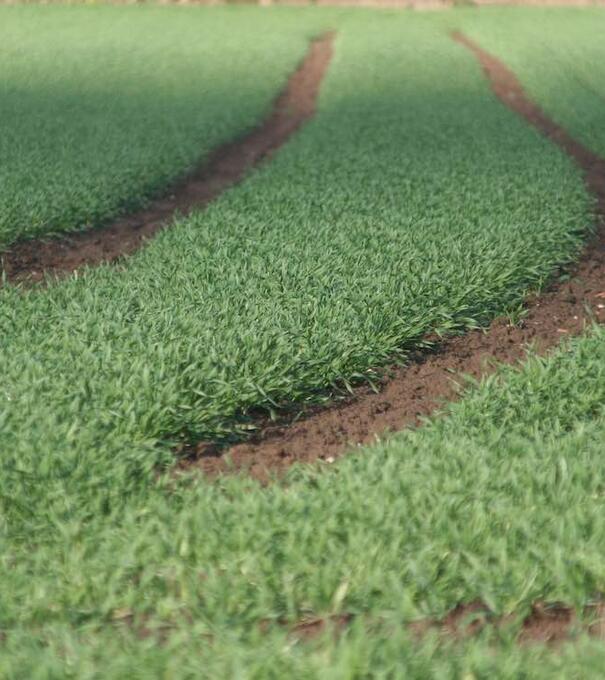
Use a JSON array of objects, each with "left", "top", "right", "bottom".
[{"left": 2, "top": 6, "right": 605, "bottom": 678}]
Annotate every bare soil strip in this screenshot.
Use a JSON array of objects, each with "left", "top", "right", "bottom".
[
  {"left": 290, "top": 600, "right": 605, "bottom": 645},
  {"left": 474, "top": 0, "right": 605, "bottom": 5},
  {"left": 1, "top": 33, "right": 334, "bottom": 284},
  {"left": 124, "top": 599, "right": 605, "bottom": 646},
  {"left": 408, "top": 600, "right": 605, "bottom": 645},
  {"left": 183, "top": 31, "right": 605, "bottom": 481}
]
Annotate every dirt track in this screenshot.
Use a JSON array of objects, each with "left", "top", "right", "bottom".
[{"left": 290, "top": 599, "right": 605, "bottom": 645}]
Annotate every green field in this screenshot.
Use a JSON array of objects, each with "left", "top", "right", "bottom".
[{"left": 2, "top": 5, "right": 605, "bottom": 678}]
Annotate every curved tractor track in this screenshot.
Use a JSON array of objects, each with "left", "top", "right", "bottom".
[
  {"left": 1, "top": 33, "right": 334, "bottom": 284},
  {"left": 182, "top": 31, "right": 605, "bottom": 481}
]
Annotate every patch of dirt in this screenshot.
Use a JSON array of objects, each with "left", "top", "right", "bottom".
[
  {"left": 290, "top": 614, "right": 355, "bottom": 641},
  {"left": 410, "top": 600, "right": 605, "bottom": 645},
  {"left": 182, "top": 31, "right": 605, "bottom": 482},
  {"left": 290, "top": 601, "right": 605, "bottom": 646},
  {"left": 409, "top": 600, "right": 591, "bottom": 645},
  {"left": 111, "top": 599, "right": 605, "bottom": 647},
  {"left": 315, "top": 0, "right": 452, "bottom": 8},
  {"left": 0, "top": 33, "right": 334, "bottom": 284},
  {"left": 474, "top": 0, "right": 605, "bottom": 5},
  {"left": 519, "top": 601, "right": 578, "bottom": 644},
  {"left": 408, "top": 601, "right": 496, "bottom": 641}
]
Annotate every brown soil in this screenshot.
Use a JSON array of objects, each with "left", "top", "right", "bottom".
[
  {"left": 293, "top": 600, "right": 605, "bottom": 646},
  {"left": 182, "top": 32, "right": 605, "bottom": 482},
  {"left": 408, "top": 601, "right": 496, "bottom": 641},
  {"left": 314, "top": 0, "right": 452, "bottom": 8},
  {"left": 474, "top": 0, "right": 605, "bottom": 5},
  {"left": 95, "top": 1, "right": 605, "bottom": 7},
  {"left": 0, "top": 33, "right": 334, "bottom": 284},
  {"left": 113, "top": 599, "right": 605, "bottom": 647},
  {"left": 408, "top": 600, "right": 597, "bottom": 645},
  {"left": 290, "top": 614, "right": 355, "bottom": 641}
]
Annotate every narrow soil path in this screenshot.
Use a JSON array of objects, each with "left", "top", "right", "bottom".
[
  {"left": 1, "top": 33, "right": 334, "bottom": 284},
  {"left": 125, "top": 598, "right": 605, "bottom": 646},
  {"left": 289, "top": 599, "right": 605, "bottom": 646},
  {"left": 183, "top": 32, "right": 605, "bottom": 481}
]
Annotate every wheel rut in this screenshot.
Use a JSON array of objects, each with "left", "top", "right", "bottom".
[
  {"left": 1, "top": 33, "right": 334, "bottom": 284},
  {"left": 286, "top": 599, "right": 605, "bottom": 646},
  {"left": 181, "top": 32, "right": 605, "bottom": 482}
]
